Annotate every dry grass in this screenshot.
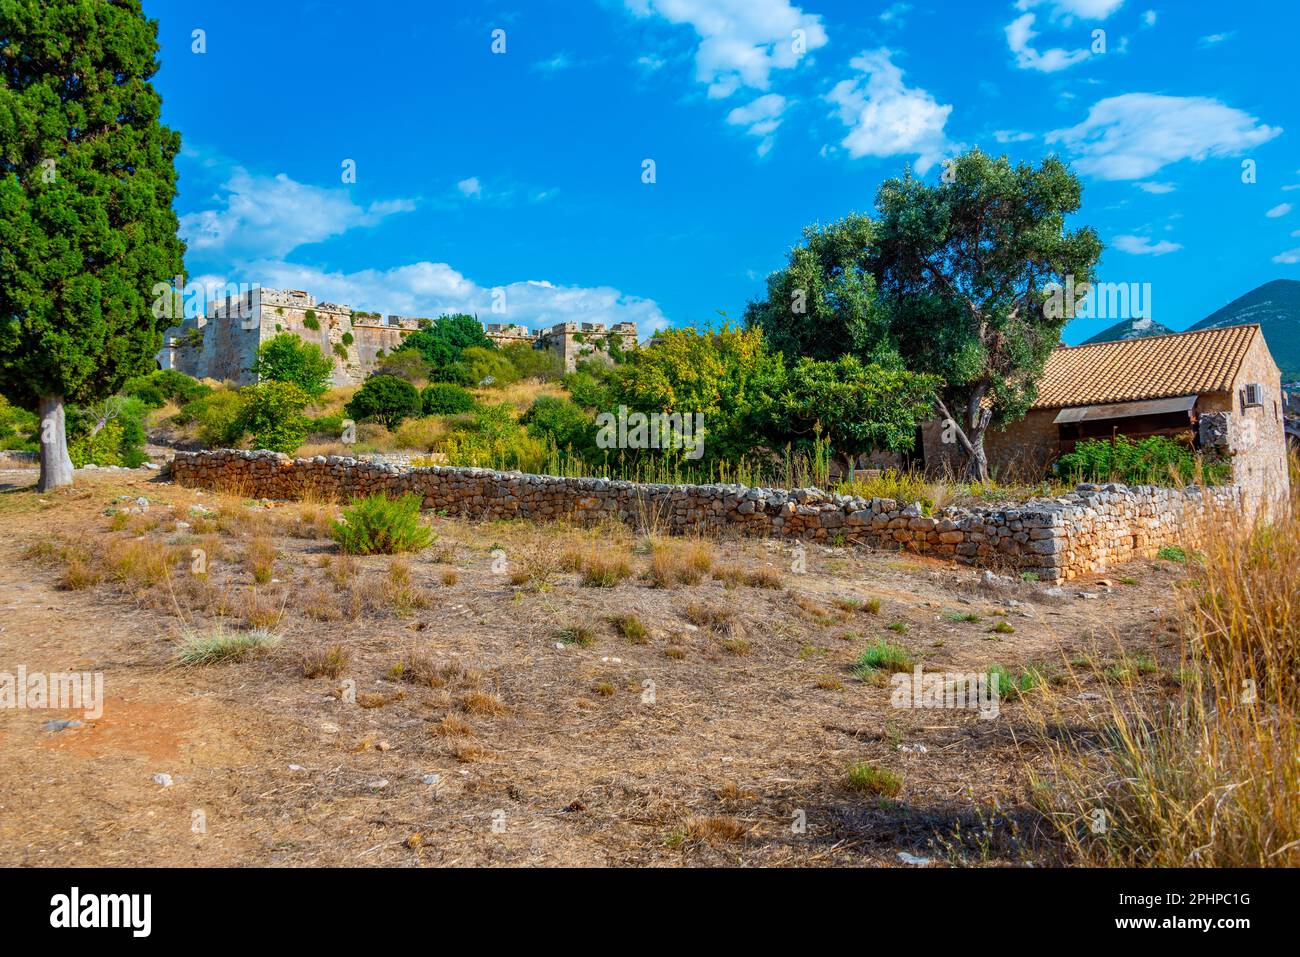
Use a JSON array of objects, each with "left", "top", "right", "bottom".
[
  {"left": 302, "top": 644, "right": 350, "bottom": 679},
  {"left": 681, "top": 815, "right": 749, "bottom": 847},
  {"left": 246, "top": 535, "right": 277, "bottom": 584},
  {"left": 1034, "top": 481, "right": 1300, "bottom": 866},
  {"left": 646, "top": 539, "right": 715, "bottom": 587},
  {"left": 609, "top": 613, "right": 648, "bottom": 643},
  {"left": 460, "top": 690, "right": 508, "bottom": 715}
]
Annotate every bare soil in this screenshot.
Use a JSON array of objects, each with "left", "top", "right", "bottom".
[{"left": 0, "top": 468, "right": 1186, "bottom": 866}]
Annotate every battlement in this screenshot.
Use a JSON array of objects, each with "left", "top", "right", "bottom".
[{"left": 159, "top": 287, "right": 639, "bottom": 383}]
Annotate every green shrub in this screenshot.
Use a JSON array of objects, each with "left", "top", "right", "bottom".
[
  {"left": 331, "top": 493, "right": 433, "bottom": 555},
  {"left": 375, "top": 350, "right": 433, "bottom": 383},
  {"left": 1055, "top": 435, "right": 1230, "bottom": 486},
  {"left": 437, "top": 403, "right": 550, "bottom": 471},
  {"left": 520, "top": 395, "right": 595, "bottom": 456},
  {"left": 855, "top": 640, "right": 913, "bottom": 676},
  {"left": 0, "top": 396, "right": 38, "bottom": 452},
  {"left": 846, "top": 762, "right": 902, "bottom": 796},
  {"left": 502, "top": 342, "right": 564, "bottom": 381},
  {"left": 446, "top": 346, "right": 519, "bottom": 388},
  {"left": 177, "top": 626, "right": 280, "bottom": 665},
  {"left": 345, "top": 374, "right": 423, "bottom": 430},
  {"left": 422, "top": 382, "right": 476, "bottom": 415},
  {"left": 179, "top": 389, "right": 246, "bottom": 448},
  {"left": 236, "top": 381, "right": 310, "bottom": 454},
  {"left": 333, "top": 342, "right": 349, "bottom": 360},
  {"left": 302, "top": 310, "right": 319, "bottom": 330},
  {"left": 69, "top": 418, "right": 124, "bottom": 467},
  {"left": 123, "top": 369, "right": 211, "bottom": 408},
  {"left": 341, "top": 332, "right": 354, "bottom": 346},
  {"left": 249, "top": 332, "right": 334, "bottom": 397}
]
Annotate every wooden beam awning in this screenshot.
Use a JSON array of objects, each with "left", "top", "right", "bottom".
[{"left": 1052, "top": 394, "right": 1198, "bottom": 425}]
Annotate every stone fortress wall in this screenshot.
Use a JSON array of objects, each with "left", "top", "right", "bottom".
[
  {"left": 170, "top": 449, "right": 1243, "bottom": 583},
  {"left": 159, "top": 287, "right": 638, "bottom": 386}
]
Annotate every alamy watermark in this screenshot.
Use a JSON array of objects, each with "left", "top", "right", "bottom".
[
  {"left": 0, "top": 666, "right": 104, "bottom": 720},
  {"left": 595, "top": 405, "right": 705, "bottom": 460},
  {"left": 890, "top": 666, "right": 1000, "bottom": 720}
]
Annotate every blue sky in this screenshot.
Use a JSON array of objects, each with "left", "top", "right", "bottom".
[{"left": 143, "top": 0, "right": 1299, "bottom": 344}]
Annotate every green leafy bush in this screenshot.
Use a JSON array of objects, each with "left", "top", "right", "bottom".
[
  {"left": 331, "top": 493, "right": 433, "bottom": 555},
  {"left": 1055, "top": 435, "right": 1230, "bottom": 486},
  {"left": 502, "top": 342, "right": 564, "bottom": 381},
  {"left": 249, "top": 333, "right": 334, "bottom": 397},
  {"left": 236, "top": 381, "right": 310, "bottom": 454},
  {"left": 302, "top": 310, "right": 320, "bottom": 330},
  {"left": 0, "top": 396, "right": 38, "bottom": 452},
  {"left": 345, "top": 374, "right": 423, "bottom": 429},
  {"left": 445, "top": 346, "right": 519, "bottom": 388},
  {"left": 123, "top": 369, "right": 211, "bottom": 408},
  {"left": 422, "top": 382, "right": 476, "bottom": 415},
  {"left": 178, "top": 389, "right": 246, "bottom": 448},
  {"left": 437, "top": 403, "right": 550, "bottom": 472},
  {"left": 521, "top": 395, "right": 595, "bottom": 456}
]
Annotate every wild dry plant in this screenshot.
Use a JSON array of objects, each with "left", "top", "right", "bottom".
[{"left": 1032, "top": 473, "right": 1300, "bottom": 866}]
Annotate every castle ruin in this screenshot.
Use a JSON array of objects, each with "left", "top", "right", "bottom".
[{"left": 159, "top": 287, "right": 638, "bottom": 386}]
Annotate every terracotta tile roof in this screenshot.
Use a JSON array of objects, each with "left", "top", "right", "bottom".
[{"left": 1032, "top": 324, "right": 1260, "bottom": 409}]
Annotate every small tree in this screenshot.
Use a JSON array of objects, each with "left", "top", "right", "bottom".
[
  {"left": 345, "top": 375, "right": 422, "bottom": 430},
  {"left": 249, "top": 333, "right": 334, "bottom": 397},
  {"left": 0, "top": 0, "right": 186, "bottom": 490},
  {"left": 397, "top": 313, "right": 492, "bottom": 371},
  {"left": 611, "top": 326, "right": 786, "bottom": 465},
  {"left": 873, "top": 150, "right": 1102, "bottom": 480},
  {"left": 236, "top": 381, "right": 309, "bottom": 454},
  {"left": 421, "top": 382, "right": 475, "bottom": 415},
  {"left": 776, "top": 356, "right": 938, "bottom": 479}
]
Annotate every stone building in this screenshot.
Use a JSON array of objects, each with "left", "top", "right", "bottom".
[
  {"left": 917, "top": 324, "right": 1290, "bottom": 508},
  {"left": 159, "top": 287, "right": 638, "bottom": 385}
]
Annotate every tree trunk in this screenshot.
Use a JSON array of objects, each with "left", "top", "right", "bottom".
[
  {"left": 963, "top": 427, "right": 990, "bottom": 483},
  {"left": 37, "top": 394, "right": 74, "bottom": 492}
]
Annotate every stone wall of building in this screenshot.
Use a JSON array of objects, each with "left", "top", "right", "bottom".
[
  {"left": 170, "top": 449, "right": 1241, "bottom": 583},
  {"left": 162, "top": 288, "right": 640, "bottom": 385}
]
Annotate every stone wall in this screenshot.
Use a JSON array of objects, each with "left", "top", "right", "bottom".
[{"left": 169, "top": 449, "right": 1242, "bottom": 583}]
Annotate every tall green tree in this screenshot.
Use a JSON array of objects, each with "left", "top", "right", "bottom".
[
  {"left": 872, "top": 150, "right": 1102, "bottom": 480},
  {"left": 249, "top": 332, "right": 334, "bottom": 397},
  {"left": 0, "top": 0, "right": 186, "bottom": 490},
  {"left": 743, "top": 214, "right": 895, "bottom": 365}
]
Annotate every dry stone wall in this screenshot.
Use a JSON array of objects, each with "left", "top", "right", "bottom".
[{"left": 170, "top": 450, "right": 1242, "bottom": 583}]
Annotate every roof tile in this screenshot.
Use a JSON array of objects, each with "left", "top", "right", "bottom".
[{"left": 1032, "top": 324, "right": 1259, "bottom": 409}]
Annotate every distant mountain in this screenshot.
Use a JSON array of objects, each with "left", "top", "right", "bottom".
[
  {"left": 1082, "top": 316, "right": 1176, "bottom": 345},
  {"left": 1190, "top": 279, "right": 1300, "bottom": 382}
]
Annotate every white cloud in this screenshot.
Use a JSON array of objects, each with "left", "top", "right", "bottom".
[
  {"left": 1142, "top": 9, "right": 1157, "bottom": 26},
  {"left": 178, "top": 168, "right": 415, "bottom": 261},
  {"left": 636, "top": 54, "right": 666, "bottom": 71},
  {"left": 534, "top": 53, "right": 575, "bottom": 74},
  {"left": 826, "top": 48, "right": 955, "bottom": 174},
  {"left": 1016, "top": 0, "right": 1125, "bottom": 19},
  {"left": 726, "top": 93, "right": 787, "bottom": 154},
  {"left": 1199, "top": 32, "right": 1235, "bottom": 47},
  {"left": 1266, "top": 203, "right": 1292, "bottom": 218},
  {"left": 1046, "top": 93, "right": 1282, "bottom": 180},
  {"left": 994, "top": 129, "right": 1035, "bottom": 143},
  {"left": 879, "top": 3, "right": 912, "bottom": 24},
  {"left": 1135, "top": 181, "right": 1175, "bottom": 194},
  {"left": 1112, "top": 234, "right": 1182, "bottom": 256},
  {"left": 1005, "top": 13, "right": 1093, "bottom": 72},
  {"left": 624, "top": 0, "right": 827, "bottom": 98},
  {"left": 456, "top": 177, "right": 483, "bottom": 199},
  {"left": 1272, "top": 248, "right": 1300, "bottom": 265},
  {"left": 180, "top": 166, "right": 665, "bottom": 334}
]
